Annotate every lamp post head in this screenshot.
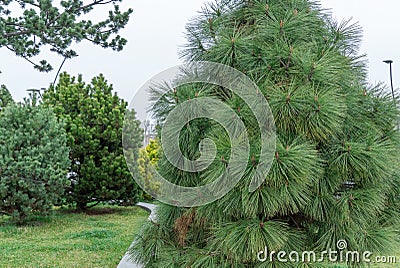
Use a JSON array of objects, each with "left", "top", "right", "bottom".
[
  {"left": 27, "top": 88, "right": 41, "bottom": 93},
  {"left": 383, "top": 60, "right": 393, "bottom": 64},
  {"left": 26, "top": 88, "right": 43, "bottom": 98}
]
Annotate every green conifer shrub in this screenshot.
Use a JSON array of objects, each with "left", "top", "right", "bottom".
[
  {"left": 0, "top": 100, "right": 70, "bottom": 224},
  {"left": 42, "top": 73, "right": 143, "bottom": 210}
]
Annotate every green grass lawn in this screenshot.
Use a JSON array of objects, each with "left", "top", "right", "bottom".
[{"left": 0, "top": 205, "right": 148, "bottom": 268}]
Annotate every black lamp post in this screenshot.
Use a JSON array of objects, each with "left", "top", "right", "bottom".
[
  {"left": 26, "top": 88, "right": 46, "bottom": 105},
  {"left": 26, "top": 88, "right": 41, "bottom": 97},
  {"left": 383, "top": 60, "right": 395, "bottom": 100},
  {"left": 26, "top": 88, "right": 45, "bottom": 98}
]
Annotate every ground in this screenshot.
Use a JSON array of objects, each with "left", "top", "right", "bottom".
[{"left": 0, "top": 205, "right": 148, "bottom": 267}]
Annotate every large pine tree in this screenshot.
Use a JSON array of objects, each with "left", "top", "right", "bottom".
[{"left": 131, "top": 0, "right": 400, "bottom": 267}]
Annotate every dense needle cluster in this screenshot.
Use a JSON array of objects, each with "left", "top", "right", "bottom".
[{"left": 131, "top": 0, "right": 399, "bottom": 267}]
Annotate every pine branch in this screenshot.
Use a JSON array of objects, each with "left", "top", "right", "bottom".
[
  {"left": 5, "top": 44, "right": 43, "bottom": 70},
  {"left": 0, "top": 211, "right": 11, "bottom": 216}
]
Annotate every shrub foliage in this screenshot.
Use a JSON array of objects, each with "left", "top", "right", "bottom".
[
  {"left": 43, "top": 73, "right": 143, "bottom": 210},
  {"left": 0, "top": 101, "right": 70, "bottom": 223}
]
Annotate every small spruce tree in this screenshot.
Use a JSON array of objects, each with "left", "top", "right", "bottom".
[{"left": 131, "top": 0, "right": 400, "bottom": 267}]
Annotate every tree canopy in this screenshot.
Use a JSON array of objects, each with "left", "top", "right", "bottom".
[
  {"left": 130, "top": 0, "right": 400, "bottom": 267},
  {"left": 0, "top": 0, "right": 132, "bottom": 72},
  {"left": 0, "top": 100, "right": 70, "bottom": 223},
  {"left": 42, "top": 73, "right": 143, "bottom": 210},
  {"left": 0, "top": 84, "right": 14, "bottom": 110}
]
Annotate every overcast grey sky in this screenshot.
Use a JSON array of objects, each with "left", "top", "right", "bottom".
[{"left": 1, "top": 0, "right": 399, "bottom": 121}]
